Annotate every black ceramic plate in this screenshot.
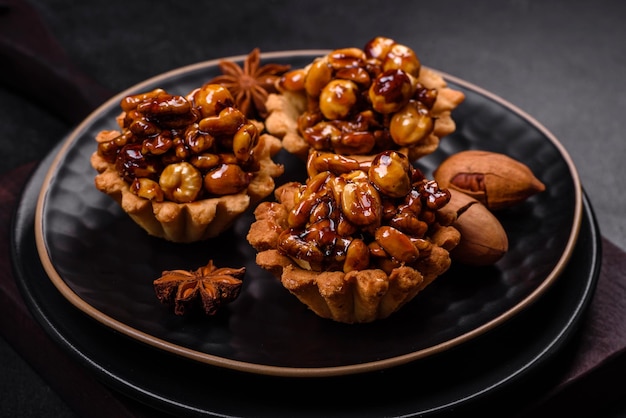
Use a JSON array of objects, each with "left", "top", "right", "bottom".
[
  {"left": 33, "top": 52, "right": 582, "bottom": 377},
  {"left": 12, "top": 147, "right": 600, "bottom": 417}
]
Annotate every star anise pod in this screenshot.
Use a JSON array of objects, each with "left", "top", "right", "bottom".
[
  {"left": 207, "top": 48, "right": 291, "bottom": 120},
  {"left": 154, "top": 260, "right": 245, "bottom": 316}
]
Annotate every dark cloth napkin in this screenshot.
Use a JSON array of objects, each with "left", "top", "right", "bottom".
[{"left": 523, "top": 238, "right": 626, "bottom": 417}]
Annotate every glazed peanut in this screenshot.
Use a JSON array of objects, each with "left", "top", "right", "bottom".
[
  {"left": 389, "top": 101, "right": 434, "bottom": 146},
  {"left": 304, "top": 58, "right": 333, "bottom": 98},
  {"left": 327, "top": 48, "right": 367, "bottom": 70},
  {"left": 131, "top": 178, "right": 164, "bottom": 201},
  {"left": 203, "top": 163, "right": 251, "bottom": 195},
  {"left": 382, "top": 43, "right": 421, "bottom": 77},
  {"left": 306, "top": 151, "right": 362, "bottom": 177},
  {"left": 193, "top": 84, "right": 235, "bottom": 118},
  {"left": 198, "top": 106, "right": 248, "bottom": 136},
  {"left": 375, "top": 226, "right": 419, "bottom": 263},
  {"left": 319, "top": 79, "right": 359, "bottom": 120},
  {"left": 159, "top": 162, "right": 202, "bottom": 203},
  {"left": 363, "top": 36, "right": 396, "bottom": 60},
  {"left": 280, "top": 68, "right": 307, "bottom": 91},
  {"left": 343, "top": 238, "right": 370, "bottom": 273},
  {"left": 120, "top": 88, "right": 166, "bottom": 112},
  {"left": 368, "top": 69, "right": 415, "bottom": 114}
]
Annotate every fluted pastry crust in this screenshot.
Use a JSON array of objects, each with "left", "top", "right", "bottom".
[
  {"left": 91, "top": 133, "right": 283, "bottom": 243},
  {"left": 248, "top": 182, "right": 460, "bottom": 323}
]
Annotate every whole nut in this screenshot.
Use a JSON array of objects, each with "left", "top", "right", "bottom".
[
  {"left": 389, "top": 101, "right": 433, "bottom": 147},
  {"left": 319, "top": 79, "right": 359, "bottom": 120},
  {"left": 368, "top": 69, "right": 414, "bottom": 114},
  {"left": 439, "top": 189, "right": 509, "bottom": 266},
  {"left": 159, "top": 162, "right": 203, "bottom": 203},
  {"left": 368, "top": 150, "right": 412, "bottom": 198},
  {"left": 374, "top": 225, "right": 419, "bottom": 264},
  {"left": 433, "top": 150, "right": 546, "bottom": 210},
  {"left": 203, "top": 163, "right": 251, "bottom": 196}
]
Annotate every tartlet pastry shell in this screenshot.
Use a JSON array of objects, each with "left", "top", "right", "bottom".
[
  {"left": 91, "top": 133, "right": 283, "bottom": 243},
  {"left": 264, "top": 67, "right": 465, "bottom": 161},
  {"left": 247, "top": 183, "right": 459, "bottom": 323}
]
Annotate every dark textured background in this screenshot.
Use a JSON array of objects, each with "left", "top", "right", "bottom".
[{"left": 1, "top": 0, "right": 625, "bottom": 416}]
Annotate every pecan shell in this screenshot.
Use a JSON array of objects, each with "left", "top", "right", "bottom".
[{"left": 433, "top": 150, "right": 546, "bottom": 210}]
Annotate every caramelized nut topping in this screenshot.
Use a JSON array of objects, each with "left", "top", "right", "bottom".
[
  {"left": 277, "top": 37, "right": 445, "bottom": 157},
  {"left": 115, "top": 143, "right": 162, "bottom": 182},
  {"left": 276, "top": 150, "right": 453, "bottom": 273},
  {"left": 154, "top": 260, "right": 244, "bottom": 316},
  {"left": 96, "top": 82, "right": 282, "bottom": 203}
]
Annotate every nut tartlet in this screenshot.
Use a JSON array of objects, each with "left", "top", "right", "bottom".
[
  {"left": 91, "top": 84, "right": 284, "bottom": 243},
  {"left": 264, "top": 36, "right": 466, "bottom": 162},
  {"left": 247, "top": 150, "right": 461, "bottom": 323}
]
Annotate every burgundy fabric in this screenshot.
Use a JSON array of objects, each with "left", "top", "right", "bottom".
[{"left": 519, "top": 236, "right": 626, "bottom": 417}]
